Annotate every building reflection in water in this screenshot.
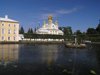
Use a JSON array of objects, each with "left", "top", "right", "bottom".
[
  {"left": 41, "top": 45, "right": 58, "bottom": 67},
  {"left": 0, "top": 44, "right": 19, "bottom": 67}
]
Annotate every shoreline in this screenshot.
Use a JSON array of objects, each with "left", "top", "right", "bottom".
[
  {"left": 0, "top": 41, "right": 100, "bottom": 44},
  {"left": 0, "top": 41, "right": 67, "bottom": 44}
]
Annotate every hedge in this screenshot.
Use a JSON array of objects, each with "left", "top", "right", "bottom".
[
  {"left": 24, "top": 33, "right": 64, "bottom": 39},
  {"left": 77, "top": 34, "right": 100, "bottom": 42}
]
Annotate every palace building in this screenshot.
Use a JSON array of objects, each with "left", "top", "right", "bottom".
[
  {"left": 36, "top": 12, "right": 64, "bottom": 35},
  {"left": 0, "top": 15, "right": 19, "bottom": 41}
]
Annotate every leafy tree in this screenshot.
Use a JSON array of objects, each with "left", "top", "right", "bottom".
[
  {"left": 96, "top": 24, "right": 100, "bottom": 34},
  {"left": 86, "top": 28, "right": 98, "bottom": 34},
  {"left": 58, "top": 27, "right": 62, "bottom": 30},
  {"left": 67, "top": 26, "right": 72, "bottom": 35},
  {"left": 82, "top": 32, "right": 86, "bottom": 34},
  {"left": 19, "top": 26, "right": 24, "bottom": 34},
  {"left": 75, "top": 30, "right": 82, "bottom": 35},
  {"left": 62, "top": 27, "right": 68, "bottom": 35},
  {"left": 63, "top": 26, "right": 72, "bottom": 35}
]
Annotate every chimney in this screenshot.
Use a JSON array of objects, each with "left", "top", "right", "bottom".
[{"left": 5, "top": 15, "right": 8, "bottom": 19}]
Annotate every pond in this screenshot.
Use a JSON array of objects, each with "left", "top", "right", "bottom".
[{"left": 0, "top": 44, "right": 100, "bottom": 75}]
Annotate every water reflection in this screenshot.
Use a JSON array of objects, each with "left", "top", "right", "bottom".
[
  {"left": 40, "top": 45, "right": 58, "bottom": 67},
  {"left": 0, "top": 44, "right": 100, "bottom": 75},
  {"left": 0, "top": 44, "right": 19, "bottom": 67}
]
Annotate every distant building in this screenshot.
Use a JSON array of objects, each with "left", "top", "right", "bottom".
[
  {"left": 36, "top": 12, "right": 63, "bottom": 35},
  {"left": 0, "top": 15, "right": 19, "bottom": 41}
]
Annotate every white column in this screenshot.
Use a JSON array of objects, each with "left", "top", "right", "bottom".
[{"left": 17, "top": 24, "right": 19, "bottom": 41}]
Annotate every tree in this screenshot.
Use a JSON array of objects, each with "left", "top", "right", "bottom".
[
  {"left": 34, "top": 27, "right": 37, "bottom": 32},
  {"left": 58, "top": 27, "right": 62, "bottom": 30},
  {"left": 19, "top": 26, "right": 24, "bottom": 34},
  {"left": 82, "top": 32, "right": 86, "bottom": 34},
  {"left": 30, "top": 28, "right": 33, "bottom": 33},
  {"left": 75, "top": 30, "right": 82, "bottom": 35},
  {"left": 96, "top": 24, "right": 100, "bottom": 34},
  {"left": 27, "top": 28, "right": 31, "bottom": 33},
  {"left": 63, "top": 26, "right": 72, "bottom": 35},
  {"left": 67, "top": 26, "right": 72, "bottom": 35},
  {"left": 62, "top": 27, "right": 67, "bottom": 35},
  {"left": 86, "top": 28, "right": 98, "bottom": 34}
]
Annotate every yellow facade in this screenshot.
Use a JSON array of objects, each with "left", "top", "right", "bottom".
[{"left": 0, "top": 16, "right": 19, "bottom": 41}]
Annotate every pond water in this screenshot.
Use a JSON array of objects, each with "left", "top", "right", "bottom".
[{"left": 0, "top": 44, "right": 100, "bottom": 75}]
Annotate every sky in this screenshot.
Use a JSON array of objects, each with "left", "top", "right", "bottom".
[{"left": 0, "top": 0, "right": 100, "bottom": 33}]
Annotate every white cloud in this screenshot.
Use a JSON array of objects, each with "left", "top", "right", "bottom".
[
  {"left": 40, "top": 6, "right": 85, "bottom": 19},
  {"left": 56, "top": 8, "right": 78, "bottom": 14},
  {"left": 30, "top": 6, "right": 85, "bottom": 19}
]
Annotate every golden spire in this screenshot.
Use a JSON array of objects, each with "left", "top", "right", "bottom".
[
  {"left": 55, "top": 17, "right": 58, "bottom": 25},
  {"left": 50, "top": 11, "right": 51, "bottom": 16},
  {"left": 43, "top": 19, "right": 46, "bottom": 25},
  {"left": 48, "top": 11, "right": 53, "bottom": 20}
]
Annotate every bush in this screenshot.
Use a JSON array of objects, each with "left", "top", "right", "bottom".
[{"left": 24, "top": 33, "right": 64, "bottom": 39}]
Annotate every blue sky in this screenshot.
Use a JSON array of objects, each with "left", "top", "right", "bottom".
[{"left": 0, "top": 0, "right": 100, "bottom": 33}]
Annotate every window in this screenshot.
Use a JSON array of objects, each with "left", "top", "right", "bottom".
[
  {"left": 2, "top": 23, "right": 5, "bottom": 26},
  {"left": 13, "top": 36, "right": 16, "bottom": 40},
  {"left": 8, "top": 36, "right": 10, "bottom": 40},
  {"left": 14, "top": 24, "right": 16, "bottom": 27},
  {"left": 2, "top": 29, "right": 5, "bottom": 34},
  {"left": 8, "top": 24, "right": 11, "bottom": 27},
  {"left": 8, "top": 29, "right": 11, "bottom": 34},
  {"left": 13, "top": 29, "right": 16, "bottom": 34},
  {"left": 1, "top": 36, "right": 5, "bottom": 40}
]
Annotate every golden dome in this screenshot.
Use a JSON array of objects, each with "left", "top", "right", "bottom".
[{"left": 48, "top": 12, "right": 53, "bottom": 20}]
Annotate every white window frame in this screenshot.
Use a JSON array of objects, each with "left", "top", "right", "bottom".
[
  {"left": 14, "top": 24, "right": 16, "bottom": 27},
  {"left": 8, "top": 29, "right": 11, "bottom": 34},
  {"left": 8, "top": 36, "right": 11, "bottom": 41},
  {"left": 1, "top": 36, "right": 5, "bottom": 40},
  {"left": 1, "top": 29, "right": 5, "bottom": 34},
  {"left": 13, "top": 29, "right": 16, "bottom": 34},
  {"left": 2, "top": 23, "right": 5, "bottom": 26},
  {"left": 13, "top": 36, "right": 16, "bottom": 40},
  {"left": 8, "top": 24, "right": 11, "bottom": 27}
]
